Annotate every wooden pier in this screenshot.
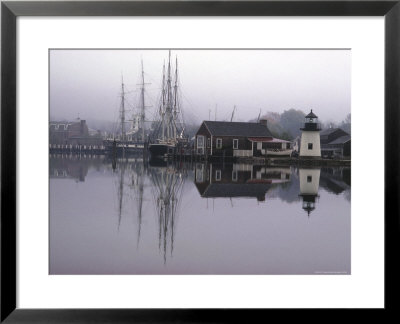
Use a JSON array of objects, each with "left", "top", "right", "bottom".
[
  {"left": 49, "top": 144, "right": 350, "bottom": 167},
  {"left": 49, "top": 144, "right": 106, "bottom": 155}
]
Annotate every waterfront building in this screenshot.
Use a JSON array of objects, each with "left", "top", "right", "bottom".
[
  {"left": 49, "top": 119, "right": 103, "bottom": 146},
  {"left": 320, "top": 128, "right": 351, "bottom": 158},
  {"left": 299, "top": 110, "right": 321, "bottom": 158},
  {"left": 195, "top": 119, "right": 292, "bottom": 158}
]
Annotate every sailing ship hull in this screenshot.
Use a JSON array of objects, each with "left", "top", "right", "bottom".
[
  {"left": 104, "top": 140, "right": 145, "bottom": 156},
  {"left": 148, "top": 143, "right": 176, "bottom": 159}
]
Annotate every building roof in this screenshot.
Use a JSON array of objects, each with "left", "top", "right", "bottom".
[
  {"left": 328, "top": 135, "right": 351, "bottom": 145},
  {"left": 320, "top": 127, "right": 349, "bottom": 136},
  {"left": 202, "top": 183, "right": 272, "bottom": 198},
  {"left": 305, "top": 110, "right": 318, "bottom": 119},
  {"left": 49, "top": 120, "right": 84, "bottom": 130},
  {"left": 49, "top": 122, "right": 73, "bottom": 131},
  {"left": 320, "top": 128, "right": 336, "bottom": 136},
  {"left": 202, "top": 121, "right": 273, "bottom": 137},
  {"left": 248, "top": 137, "right": 291, "bottom": 143}
]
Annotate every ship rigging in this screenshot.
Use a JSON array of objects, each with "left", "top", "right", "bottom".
[
  {"left": 149, "top": 51, "right": 187, "bottom": 159},
  {"left": 104, "top": 61, "right": 149, "bottom": 156}
]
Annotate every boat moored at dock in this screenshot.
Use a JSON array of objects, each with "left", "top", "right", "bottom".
[{"left": 149, "top": 51, "right": 188, "bottom": 159}]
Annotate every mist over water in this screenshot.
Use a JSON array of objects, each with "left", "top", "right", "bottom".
[{"left": 49, "top": 156, "right": 350, "bottom": 275}]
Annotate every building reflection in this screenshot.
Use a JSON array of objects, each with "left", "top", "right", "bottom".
[
  {"left": 49, "top": 154, "right": 104, "bottom": 181},
  {"left": 320, "top": 167, "right": 351, "bottom": 195},
  {"left": 195, "top": 163, "right": 291, "bottom": 202}
]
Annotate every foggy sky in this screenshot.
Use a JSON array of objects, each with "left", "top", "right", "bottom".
[{"left": 50, "top": 49, "right": 351, "bottom": 125}]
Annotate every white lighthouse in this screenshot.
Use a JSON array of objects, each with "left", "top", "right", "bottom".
[
  {"left": 299, "top": 109, "right": 321, "bottom": 158},
  {"left": 299, "top": 168, "right": 320, "bottom": 216}
]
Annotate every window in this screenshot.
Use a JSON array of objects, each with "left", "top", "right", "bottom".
[
  {"left": 233, "top": 139, "right": 239, "bottom": 149},
  {"left": 197, "top": 136, "right": 204, "bottom": 154},
  {"left": 207, "top": 138, "right": 211, "bottom": 148},
  {"left": 216, "top": 138, "right": 222, "bottom": 149},
  {"left": 232, "top": 171, "right": 238, "bottom": 181},
  {"left": 307, "top": 176, "right": 312, "bottom": 183},
  {"left": 308, "top": 143, "right": 313, "bottom": 150},
  {"left": 195, "top": 164, "right": 204, "bottom": 183},
  {"left": 215, "top": 170, "right": 221, "bottom": 181},
  {"left": 197, "top": 135, "right": 204, "bottom": 148}
]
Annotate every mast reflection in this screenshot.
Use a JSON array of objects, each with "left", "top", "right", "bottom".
[
  {"left": 112, "top": 157, "right": 146, "bottom": 243},
  {"left": 149, "top": 161, "right": 187, "bottom": 264}
]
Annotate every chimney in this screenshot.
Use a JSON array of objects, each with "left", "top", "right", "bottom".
[
  {"left": 80, "top": 120, "right": 86, "bottom": 135},
  {"left": 259, "top": 118, "right": 268, "bottom": 127}
]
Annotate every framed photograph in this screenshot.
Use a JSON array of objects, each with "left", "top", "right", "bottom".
[{"left": 1, "top": 0, "right": 399, "bottom": 322}]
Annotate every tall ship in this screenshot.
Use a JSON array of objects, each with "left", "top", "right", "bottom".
[
  {"left": 104, "top": 61, "right": 148, "bottom": 156},
  {"left": 149, "top": 51, "right": 187, "bottom": 159}
]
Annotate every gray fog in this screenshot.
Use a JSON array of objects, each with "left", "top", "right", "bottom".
[{"left": 50, "top": 49, "right": 351, "bottom": 124}]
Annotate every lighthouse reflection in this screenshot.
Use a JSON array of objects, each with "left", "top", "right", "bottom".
[
  {"left": 298, "top": 168, "right": 320, "bottom": 216},
  {"left": 50, "top": 156, "right": 351, "bottom": 274},
  {"left": 194, "top": 163, "right": 351, "bottom": 216}
]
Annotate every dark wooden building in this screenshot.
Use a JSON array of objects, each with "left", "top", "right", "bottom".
[
  {"left": 320, "top": 128, "right": 349, "bottom": 145},
  {"left": 195, "top": 120, "right": 292, "bottom": 158},
  {"left": 320, "top": 128, "right": 351, "bottom": 158}
]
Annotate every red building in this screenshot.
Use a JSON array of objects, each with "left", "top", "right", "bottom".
[{"left": 49, "top": 119, "right": 102, "bottom": 146}]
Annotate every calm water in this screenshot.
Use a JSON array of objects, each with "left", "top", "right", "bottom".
[{"left": 49, "top": 155, "right": 351, "bottom": 275}]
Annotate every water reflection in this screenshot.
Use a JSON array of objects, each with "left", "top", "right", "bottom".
[
  {"left": 195, "top": 164, "right": 291, "bottom": 202},
  {"left": 111, "top": 158, "right": 146, "bottom": 239},
  {"left": 49, "top": 154, "right": 100, "bottom": 181},
  {"left": 50, "top": 156, "right": 351, "bottom": 274},
  {"left": 148, "top": 162, "right": 187, "bottom": 264},
  {"left": 298, "top": 168, "right": 320, "bottom": 216}
]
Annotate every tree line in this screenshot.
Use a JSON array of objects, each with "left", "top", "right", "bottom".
[{"left": 251, "top": 109, "right": 351, "bottom": 141}]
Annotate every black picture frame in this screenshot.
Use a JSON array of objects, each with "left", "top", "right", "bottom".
[{"left": 1, "top": 0, "right": 399, "bottom": 322}]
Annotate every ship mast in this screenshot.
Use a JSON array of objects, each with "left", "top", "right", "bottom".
[
  {"left": 173, "top": 56, "right": 178, "bottom": 140},
  {"left": 121, "top": 75, "right": 126, "bottom": 141},
  {"left": 161, "top": 62, "right": 166, "bottom": 141},
  {"left": 157, "top": 51, "right": 181, "bottom": 143},
  {"left": 140, "top": 59, "right": 146, "bottom": 142},
  {"left": 166, "top": 50, "right": 173, "bottom": 140}
]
